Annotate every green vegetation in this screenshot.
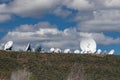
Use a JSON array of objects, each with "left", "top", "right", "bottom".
[{"left": 0, "top": 50, "right": 120, "bottom": 80}]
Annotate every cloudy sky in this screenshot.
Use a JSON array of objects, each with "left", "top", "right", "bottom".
[{"left": 0, "top": 0, "right": 120, "bottom": 54}]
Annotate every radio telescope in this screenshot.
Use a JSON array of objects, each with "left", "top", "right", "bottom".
[
  {"left": 50, "top": 48, "right": 55, "bottom": 53},
  {"left": 80, "top": 38, "right": 96, "bottom": 53},
  {"left": 25, "top": 43, "right": 32, "bottom": 52},
  {"left": 80, "top": 50, "right": 84, "bottom": 54},
  {"left": 108, "top": 49, "right": 114, "bottom": 55},
  {"left": 35, "top": 44, "right": 42, "bottom": 52},
  {"left": 96, "top": 49, "right": 102, "bottom": 54},
  {"left": 4, "top": 41, "right": 13, "bottom": 50},
  {"left": 103, "top": 50, "right": 107, "bottom": 54},
  {"left": 74, "top": 50, "right": 80, "bottom": 54},
  {"left": 54, "top": 48, "right": 62, "bottom": 53},
  {"left": 64, "top": 49, "right": 71, "bottom": 53}
]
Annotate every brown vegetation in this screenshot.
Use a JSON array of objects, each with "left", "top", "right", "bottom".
[{"left": 0, "top": 50, "right": 120, "bottom": 80}]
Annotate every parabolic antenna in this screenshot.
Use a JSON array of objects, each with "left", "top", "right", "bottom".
[
  {"left": 35, "top": 44, "right": 42, "bottom": 52},
  {"left": 80, "top": 38, "right": 96, "bottom": 53},
  {"left": 64, "top": 49, "right": 71, "bottom": 53},
  {"left": 4, "top": 41, "right": 13, "bottom": 50},
  {"left": 103, "top": 50, "right": 107, "bottom": 54},
  {"left": 50, "top": 48, "right": 55, "bottom": 53},
  {"left": 80, "top": 50, "right": 85, "bottom": 54},
  {"left": 25, "top": 43, "right": 32, "bottom": 52},
  {"left": 96, "top": 49, "right": 102, "bottom": 54},
  {"left": 108, "top": 49, "right": 114, "bottom": 55},
  {"left": 74, "top": 50, "right": 80, "bottom": 54},
  {"left": 54, "top": 48, "right": 62, "bottom": 53}
]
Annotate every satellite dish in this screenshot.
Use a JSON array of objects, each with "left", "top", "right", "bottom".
[
  {"left": 103, "top": 50, "right": 107, "bottom": 55},
  {"left": 80, "top": 38, "right": 96, "bottom": 53},
  {"left": 108, "top": 49, "right": 114, "bottom": 55},
  {"left": 54, "top": 48, "right": 62, "bottom": 53},
  {"left": 84, "top": 51, "right": 87, "bottom": 54},
  {"left": 74, "top": 50, "right": 80, "bottom": 54},
  {"left": 25, "top": 43, "right": 32, "bottom": 52},
  {"left": 64, "top": 49, "right": 71, "bottom": 53},
  {"left": 80, "top": 50, "right": 84, "bottom": 54},
  {"left": 50, "top": 48, "right": 55, "bottom": 53},
  {"left": 35, "top": 44, "right": 42, "bottom": 52},
  {"left": 4, "top": 41, "right": 13, "bottom": 50},
  {"left": 96, "top": 49, "right": 102, "bottom": 54}
]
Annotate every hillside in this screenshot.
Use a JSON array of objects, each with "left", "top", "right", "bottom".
[{"left": 0, "top": 50, "right": 120, "bottom": 80}]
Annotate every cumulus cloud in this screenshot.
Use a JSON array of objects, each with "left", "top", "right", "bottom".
[
  {"left": 0, "top": 0, "right": 61, "bottom": 17},
  {"left": 0, "top": 14, "right": 11, "bottom": 22},
  {"left": 53, "top": 7, "right": 72, "bottom": 18},
  {"left": 64, "top": 0, "right": 94, "bottom": 10},
  {"left": 0, "top": 0, "right": 120, "bottom": 23},
  {"left": 105, "top": 0, "right": 120, "bottom": 8},
  {"left": 77, "top": 10, "right": 120, "bottom": 32},
  {"left": 60, "top": 0, "right": 120, "bottom": 32},
  {"left": 1, "top": 22, "right": 120, "bottom": 51},
  {"left": 1, "top": 22, "right": 77, "bottom": 50}
]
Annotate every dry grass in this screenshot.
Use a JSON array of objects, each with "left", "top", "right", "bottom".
[{"left": 0, "top": 50, "right": 120, "bottom": 80}]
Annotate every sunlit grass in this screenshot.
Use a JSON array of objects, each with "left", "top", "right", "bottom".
[{"left": 0, "top": 50, "right": 120, "bottom": 80}]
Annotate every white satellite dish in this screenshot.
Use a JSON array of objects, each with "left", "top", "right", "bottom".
[
  {"left": 80, "top": 38, "right": 97, "bottom": 53},
  {"left": 54, "top": 48, "right": 62, "bottom": 53},
  {"left": 96, "top": 49, "right": 102, "bottom": 54},
  {"left": 25, "top": 43, "right": 32, "bottom": 52},
  {"left": 34, "top": 44, "right": 42, "bottom": 52},
  {"left": 64, "top": 49, "right": 71, "bottom": 53},
  {"left": 4, "top": 41, "right": 13, "bottom": 50},
  {"left": 84, "top": 51, "right": 87, "bottom": 54},
  {"left": 80, "top": 50, "right": 84, "bottom": 54},
  {"left": 50, "top": 48, "right": 55, "bottom": 53},
  {"left": 108, "top": 49, "right": 114, "bottom": 55},
  {"left": 103, "top": 50, "right": 107, "bottom": 55},
  {"left": 74, "top": 50, "right": 80, "bottom": 54}
]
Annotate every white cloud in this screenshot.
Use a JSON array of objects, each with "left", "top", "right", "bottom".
[
  {"left": 77, "top": 10, "right": 120, "bottom": 32},
  {"left": 1, "top": 0, "right": 120, "bottom": 23},
  {"left": 64, "top": 0, "right": 94, "bottom": 10},
  {"left": 1, "top": 22, "right": 120, "bottom": 51},
  {"left": 53, "top": 7, "right": 72, "bottom": 18},
  {"left": 0, "top": 14, "right": 11, "bottom": 22},
  {"left": 105, "top": 0, "right": 120, "bottom": 8},
  {"left": 0, "top": 22, "right": 79, "bottom": 50},
  {"left": 0, "top": 4, "right": 6, "bottom": 10},
  {"left": 0, "top": 0, "right": 61, "bottom": 17}
]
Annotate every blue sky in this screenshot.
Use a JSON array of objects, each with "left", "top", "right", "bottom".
[{"left": 0, "top": 0, "right": 120, "bottom": 54}]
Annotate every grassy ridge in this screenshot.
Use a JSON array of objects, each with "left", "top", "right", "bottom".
[{"left": 0, "top": 50, "right": 120, "bottom": 80}]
